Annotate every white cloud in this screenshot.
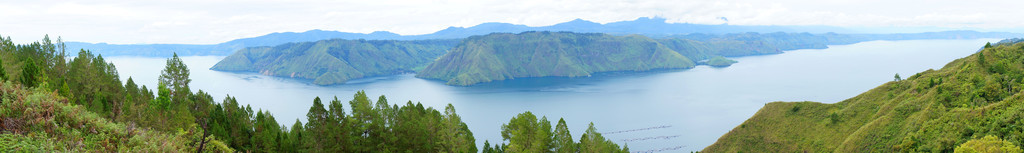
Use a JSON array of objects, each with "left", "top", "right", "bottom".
[{"left": 1, "top": 0, "right": 1022, "bottom": 44}]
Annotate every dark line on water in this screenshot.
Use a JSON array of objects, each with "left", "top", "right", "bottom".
[
  {"left": 621, "top": 135, "right": 682, "bottom": 142},
  {"left": 603, "top": 125, "right": 671, "bottom": 134},
  {"left": 633, "top": 145, "right": 686, "bottom": 153}
]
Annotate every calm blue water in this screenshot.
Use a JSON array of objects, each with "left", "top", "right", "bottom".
[{"left": 108, "top": 39, "right": 997, "bottom": 152}]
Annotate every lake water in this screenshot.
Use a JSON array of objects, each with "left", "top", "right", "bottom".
[{"left": 107, "top": 39, "right": 997, "bottom": 152}]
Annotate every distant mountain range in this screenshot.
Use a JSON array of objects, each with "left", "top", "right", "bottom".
[{"left": 66, "top": 17, "right": 865, "bottom": 57}]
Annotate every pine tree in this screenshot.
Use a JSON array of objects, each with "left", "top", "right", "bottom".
[
  {"left": 501, "top": 111, "right": 553, "bottom": 152},
  {"left": 978, "top": 50, "right": 987, "bottom": 67},
  {"left": 483, "top": 140, "right": 494, "bottom": 153},
  {"left": 159, "top": 53, "right": 191, "bottom": 102},
  {"left": 348, "top": 91, "right": 374, "bottom": 151},
  {"left": 578, "top": 122, "right": 627, "bottom": 153},
  {"left": 326, "top": 96, "right": 350, "bottom": 152},
  {"left": 553, "top": 118, "right": 576, "bottom": 153},
  {"left": 288, "top": 119, "right": 305, "bottom": 152},
  {"left": 20, "top": 58, "right": 38, "bottom": 87},
  {"left": 0, "top": 58, "right": 7, "bottom": 81},
  {"left": 439, "top": 103, "right": 474, "bottom": 152},
  {"left": 304, "top": 97, "right": 328, "bottom": 152},
  {"left": 533, "top": 117, "right": 553, "bottom": 152},
  {"left": 154, "top": 82, "right": 171, "bottom": 110}
]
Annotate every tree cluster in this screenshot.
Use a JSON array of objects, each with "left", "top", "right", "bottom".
[{"left": 484, "top": 111, "right": 630, "bottom": 153}]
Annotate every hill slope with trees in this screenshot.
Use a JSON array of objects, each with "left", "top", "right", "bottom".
[
  {"left": 705, "top": 41, "right": 1024, "bottom": 152},
  {"left": 416, "top": 31, "right": 695, "bottom": 86}
]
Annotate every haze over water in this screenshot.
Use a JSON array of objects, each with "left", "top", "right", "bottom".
[{"left": 108, "top": 39, "right": 997, "bottom": 151}]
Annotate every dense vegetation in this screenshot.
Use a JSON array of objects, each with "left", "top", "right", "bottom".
[
  {"left": 954, "top": 135, "right": 1023, "bottom": 153},
  {"left": 0, "top": 81, "right": 231, "bottom": 152},
  {"left": 705, "top": 40, "right": 1024, "bottom": 152},
  {"left": 1, "top": 34, "right": 627, "bottom": 152},
  {"left": 417, "top": 31, "right": 695, "bottom": 85},
  {"left": 211, "top": 39, "right": 458, "bottom": 85},
  {"left": 0, "top": 35, "right": 232, "bottom": 152},
  {"left": 704, "top": 56, "right": 738, "bottom": 67},
  {"left": 483, "top": 111, "right": 630, "bottom": 153}
]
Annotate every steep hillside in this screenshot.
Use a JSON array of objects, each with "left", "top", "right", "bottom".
[
  {"left": 64, "top": 17, "right": 850, "bottom": 57},
  {"left": 705, "top": 41, "right": 1024, "bottom": 152},
  {"left": 211, "top": 39, "right": 458, "bottom": 85},
  {"left": 0, "top": 82, "right": 232, "bottom": 152},
  {"left": 416, "top": 31, "right": 694, "bottom": 86}
]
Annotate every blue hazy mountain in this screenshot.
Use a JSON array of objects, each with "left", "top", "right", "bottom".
[
  {"left": 64, "top": 17, "right": 851, "bottom": 57},
  {"left": 64, "top": 17, "right": 1019, "bottom": 57}
]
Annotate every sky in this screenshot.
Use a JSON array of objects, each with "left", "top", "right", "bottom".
[{"left": 2, "top": 0, "right": 1023, "bottom": 44}]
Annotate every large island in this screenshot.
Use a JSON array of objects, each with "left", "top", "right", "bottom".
[
  {"left": 211, "top": 39, "right": 458, "bottom": 85},
  {"left": 416, "top": 31, "right": 695, "bottom": 86}
]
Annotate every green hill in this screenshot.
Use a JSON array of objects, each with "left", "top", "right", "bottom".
[
  {"left": 210, "top": 39, "right": 458, "bottom": 85},
  {"left": 705, "top": 56, "right": 738, "bottom": 67},
  {"left": 416, "top": 31, "right": 695, "bottom": 86},
  {"left": 705, "top": 41, "right": 1024, "bottom": 152}
]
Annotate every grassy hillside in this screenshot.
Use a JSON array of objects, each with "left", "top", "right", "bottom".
[
  {"left": 0, "top": 82, "right": 232, "bottom": 152},
  {"left": 211, "top": 39, "right": 458, "bottom": 85},
  {"left": 705, "top": 41, "right": 1024, "bottom": 152},
  {"left": 416, "top": 31, "right": 695, "bottom": 86}
]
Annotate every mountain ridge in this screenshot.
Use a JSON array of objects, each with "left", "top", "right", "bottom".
[
  {"left": 66, "top": 17, "right": 858, "bottom": 57},
  {"left": 213, "top": 30, "right": 1024, "bottom": 86},
  {"left": 415, "top": 31, "right": 696, "bottom": 86},
  {"left": 210, "top": 39, "right": 459, "bottom": 85}
]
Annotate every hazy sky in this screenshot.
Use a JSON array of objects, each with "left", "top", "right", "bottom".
[{"left": 2, "top": 0, "right": 1022, "bottom": 44}]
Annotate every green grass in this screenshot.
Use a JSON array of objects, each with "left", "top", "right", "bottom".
[{"left": 705, "top": 41, "right": 1024, "bottom": 152}]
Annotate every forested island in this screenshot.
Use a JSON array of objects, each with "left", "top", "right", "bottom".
[
  {"left": 705, "top": 41, "right": 1024, "bottom": 152},
  {"left": 210, "top": 39, "right": 459, "bottom": 85},
  {"left": 417, "top": 32, "right": 695, "bottom": 85},
  {"left": 703, "top": 56, "right": 738, "bottom": 67},
  {"left": 0, "top": 35, "right": 629, "bottom": 152}
]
